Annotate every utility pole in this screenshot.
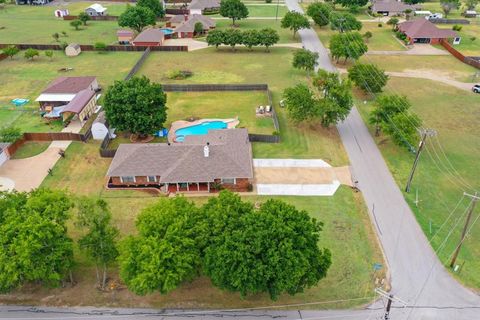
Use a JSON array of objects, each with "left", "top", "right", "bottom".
[
  {"left": 275, "top": 0, "right": 280, "bottom": 21},
  {"left": 405, "top": 128, "right": 436, "bottom": 193},
  {"left": 450, "top": 192, "right": 479, "bottom": 268},
  {"left": 384, "top": 294, "right": 393, "bottom": 320},
  {"left": 375, "top": 288, "right": 407, "bottom": 320}
]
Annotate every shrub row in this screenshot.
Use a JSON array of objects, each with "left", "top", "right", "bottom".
[{"left": 206, "top": 28, "right": 280, "bottom": 51}]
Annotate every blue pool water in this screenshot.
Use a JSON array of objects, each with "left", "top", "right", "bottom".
[
  {"left": 161, "top": 28, "right": 174, "bottom": 35},
  {"left": 175, "top": 121, "right": 228, "bottom": 142}
]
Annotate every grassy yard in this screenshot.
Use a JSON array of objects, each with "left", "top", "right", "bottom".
[
  {"left": 211, "top": 4, "right": 288, "bottom": 17},
  {"left": 166, "top": 91, "right": 275, "bottom": 135},
  {"left": 438, "top": 24, "right": 480, "bottom": 56},
  {"left": 358, "top": 54, "right": 479, "bottom": 82},
  {"left": 36, "top": 141, "right": 385, "bottom": 309},
  {"left": 356, "top": 77, "right": 480, "bottom": 290},
  {"left": 315, "top": 22, "right": 406, "bottom": 51},
  {"left": 214, "top": 19, "right": 301, "bottom": 43},
  {"left": 0, "top": 51, "right": 141, "bottom": 132},
  {"left": 11, "top": 141, "right": 51, "bottom": 159},
  {"left": 139, "top": 48, "right": 349, "bottom": 164}
]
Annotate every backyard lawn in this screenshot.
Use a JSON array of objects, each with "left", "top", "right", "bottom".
[
  {"left": 37, "top": 141, "right": 385, "bottom": 309},
  {"left": 214, "top": 19, "right": 302, "bottom": 43},
  {"left": 10, "top": 141, "right": 51, "bottom": 159},
  {"left": 438, "top": 24, "right": 480, "bottom": 56},
  {"left": 356, "top": 77, "right": 480, "bottom": 290},
  {"left": 166, "top": 91, "right": 275, "bottom": 135},
  {"left": 315, "top": 22, "right": 406, "bottom": 51},
  {"left": 0, "top": 51, "right": 141, "bottom": 132},
  {"left": 211, "top": 4, "right": 288, "bottom": 17}
]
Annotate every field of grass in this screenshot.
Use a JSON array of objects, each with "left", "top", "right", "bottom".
[
  {"left": 438, "top": 24, "right": 480, "bottom": 56},
  {"left": 210, "top": 4, "right": 288, "bottom": 17},
  {"left": 11, "top": 141, "right": 50, "bottom": 159},
  {"left": 166, "top": 91, "right": 274, "bottom": 135},
  {"left": 315, "top": 22, "right": 406, "bottom": 51},
  {"left": 139, "top": 48, "right": 349, "bottom": 164},
  {"left": 356, "top": 77, "right": 480, "bottom": 289},
  {"left": 0, "top": 4, "right": 132, "bottom": 45},
  {"left": 358, "top": 54, "right": 479, "bottom": 82},
  {"left": 36, "top": 140, "right": 385, "bottom": 309},
  {"left": 214, "top": 19, "right": 301, "bottom": 43},
  {"left": 0, "top": 51, "right": 141, "bottom": 132}
]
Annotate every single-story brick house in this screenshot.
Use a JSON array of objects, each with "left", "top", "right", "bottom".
[
  {"left": 106, "top": 129, "right": 254, "bottom": 193},
  {"left": 117, "top": 30, "right": 135, "bottom": 44},
  {"left": 370, "top": 0, "right": 421, "bottom": 16},
  {"left": 167, "top": 14, "right": 216, "bottom": 38},
  {"left": 35, "top": 76, "right": 99, "bottom": 124},
  {"left": 188, "top": 0, "right": 220, "bottom": 15},
  {"left": 397, "top": 18, "right": 458, "bottom": 44},
  {"left": 132, "top": 28, "right": 165, "bottom": 46},
  {"left": 85, "top": 3, "right": 107, "bottom": 16}
]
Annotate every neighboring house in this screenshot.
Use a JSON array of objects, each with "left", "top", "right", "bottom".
[
  {"left": 85, "top": 3, "right": 107, "bottom": 16},
  {"left": 188, "top": 0, "right": 221, "bottom": 15},
  {"left": 106, "top": 129, "right": 254, "bottom": 193},
  {"left": 35, "top": 76, "right": 99, "bottom": 124},
  {"left": 65, "top": 43, "right": 81, "bottom": 57},
  {"left": 132, "top": 28, "right": 165, "bottom": 46},
  {"left": 169, "top": 14, "right": 216, "bottom": 38},
  {"left": 92, "top": 111, "right": 116, "bottom": 140},
  {"left": 370, "top": 0, "right": 421, "bottom": 16},
  {"left": 16, "top": 0, "right": 51, "bottom": 5},
  {"left": 0, "top": 143, "right": 11, "bottom": 167},
  {"left": 397, "top": 18, "right": 458, "bottom": 44},
  {"left": 117, "top": 30, "right": 135, "bottom": 44}
]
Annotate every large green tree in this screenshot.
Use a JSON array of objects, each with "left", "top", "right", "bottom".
[
  {"left": 329, "top": 32, "right": 367, "bottom": 63},
  {"left": 329, "top": 12, "right": 362, "bottom": 32},
  {"left": 0, "top": 189, "right": 74, "bottom": 292},
  {"left": 292, "top": 48, "right": 319, "bottom": 73},
  {"left": 384, "top": 113, "right": 422, "bottom": 151},
  {"left": 118, "top": 5, "right": 156, "bottom": 33},
  {"left": 283, "top": 84, "right": 320, "bottom": 123},
  {"left": 206, "top": 29, "right": 225, "bottom": 49},
  {"left": 281, "top": 11, "right": 310, "bottom": 39},
  {"left": 223, "top": 28, "right": 244, "bottom": 51},
  {"left": 441, "top": 0, "right": 460, "bottom": 17},
  {"left": 306, "top": 2, "right": 332, "bottom": 27},
  {"left": 78, "top": 12, "right": 91, "bottom": 26},
  {"left": 348, "top": 63, "right": 389, "bottom": 94},
  {"left": 258, "top": 28, "right": 279, "bottom": 52},
  {"left": 242, "top": 29, "right": 261, "bottom": 50},
  {"left": 76, "top": 198, "right": 119, "bottom": 290},
  {"left": 336, "top": 0, "right": 368, "bottom": 8},
  {"left": 118, "top": 197, "right": 203, "bottom": 295},
  {"left": 219, "top": 0, "right": 249, "bottom": 26},
  {"left": 369, "top": 94, "right": 411, "bottom": 136},
  {"left": 104, "top": 76, "right": 167, "bottom": 137},
  {"left": 0, "top": 126, "right": 22, "bottom": 142},
  {"left": 137, "top": 0, "right": 165, "bottom": 17},
  {"left": 203, "top": 192, "right": 331, "bottom": 300}
]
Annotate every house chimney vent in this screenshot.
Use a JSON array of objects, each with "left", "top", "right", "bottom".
[{"left": 204, "top": 144, "right": 209, "bottom": 157}]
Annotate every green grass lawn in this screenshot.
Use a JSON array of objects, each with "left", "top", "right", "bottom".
[
  {"left": 315, "top": 22, "right": 406, "bottom": 51},
  {"left": 38, "top": 141, "right": 385, "bottom": 309},
  {"left": 356, "top": 77, "right": 480, "bottom": 290},
  {"left": 211, "top": 4, "right": 288, "bottom": 17},
  {"left": 139, "top": 48, "right": 349, "bottom": 164},
  {"left": 11, "top": 141, "right": 50, "bottom": 159},
  {"left": 166, "top": 91, "right": 275, "bottom": 135},
  {"left": 0, "top": 51, "right": 141, "bottom": 132},
  {"left": 0, "top": 4, "right": 129, "bottom": 45},
  {"left": 214, "top": 19, "right": 301, "bottom": 43},
  {"left": 437, "top": 24, "right": 480, "bottom": 56},
  {"left": 358, "top": 54, "right": 479, "bottom": 82}
]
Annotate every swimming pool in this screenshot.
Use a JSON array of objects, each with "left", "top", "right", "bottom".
[
  {"left": 161, "top": 28, "right": 174, "bottom": 35},
  {"left": 174, "top": 121, "right": 228, "bottom": 142}
]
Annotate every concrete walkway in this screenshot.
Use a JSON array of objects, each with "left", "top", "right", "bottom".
[{"left": 367, "top": 44, "right": 449, "bottom": 56}]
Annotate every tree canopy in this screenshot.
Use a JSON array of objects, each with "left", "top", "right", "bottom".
[
  {"left": 283, "top": 84, "right": 320, "bottom": 123},
  {"left": 2, "top": 45, "right": 19, "bottom": 59},
  {"left": 329, "top": 32, "right": 367, "bottom": 63},
  {"left": 220, "top": 0, "right": 249, "bottom": 25},
  {"left": 78, "top": 12, "right": 91, "bottom": 25},
  {"left": 306, "top": 2, "right": 332, "bottom": 27},
  {"left": 336, "top": 0, "right": 368, "bottom": 8},
  {"left": 118, "top": 5, "right": 156, "bottom": 33},
  {"left": 329, "top": 12, "right": 362, "bottom": 32},
  {"left": 441, "top": 0, "right": 460, "bottom": 17},
  {"left": 281, "top": 11, "right": 310, "bottom": 39},
  {"left": 292, "top": 49, "right": 319, "bottom": 73},
  {"left": 104, "top": 76, "right": 167, "bottom": 137},
  {"left": 0, "top": 126, "right": 22, "bottom": 142},
  {"left": 348, "top": 63, "right": 389, "bottom": 94},
  {"left": 137, "top": 0, "right": 165, "bottom": 17}
]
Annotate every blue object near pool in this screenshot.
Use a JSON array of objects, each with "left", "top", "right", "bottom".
[
  {"left": 11, "top": 98, "right": 29, "bottom": 107},
  {"left": 175, "top": 121, "right": 228, "bottom": 142},
  {"left": 161, "top": 28, "right": 174, "bottom": 35}
]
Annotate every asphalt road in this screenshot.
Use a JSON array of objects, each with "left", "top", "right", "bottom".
[{"left": 283, "top": 0, "right": 480, "bottom": 318}]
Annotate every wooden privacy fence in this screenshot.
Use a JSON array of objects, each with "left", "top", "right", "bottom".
[
  {"left": 0, "top": 44, "right": 187, "bottom": 52},
  {"left": 23, "top": 132, "right": 88, "bottom": 141},
  {"left": 166, "top": 8, "right": 189, "bottom": 14},
  {"left": 125, "top": 47, "right": 151, "bottom": 80},
  {"left": 440, "top": 39, "right": 480, "bottom": 69},
  {"left": 248, "top": 134, "right": 280, "bottom": 143},
  {"left": 430, "top": 18, "right": 470, "bottom": 24}
]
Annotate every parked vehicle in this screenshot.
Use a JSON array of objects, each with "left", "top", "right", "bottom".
[
  {"left": 426, "top": 13, "right": 444, "bottom": 20},
  {"left": 472, "top": 84, "right": 480, "bottom": 93}
]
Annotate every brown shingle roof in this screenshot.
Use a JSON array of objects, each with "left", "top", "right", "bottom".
[
  {"left": 133, "top": 28, "right": 165, "bottom": 43},
  {"left": 371, "top": 0, "right": 420, "bottom": 13},
  {"left": 62, "top": 89, "right": 95, "bottom": 114},
  {"left": 188, "top": 0, "right": 220, "bottom": 10},
  {"left": 106, "top": 129, "right": 253, "bottom": 183},
  {"left": 175, "top": 14, "right": 216, "bottom": 33},
  {"left": 42, "top": 76, "right": 97, "bottom": 94},
  {"left": 398, "top": 18, "right": 457, "bottom": 39},
  {"left": 169, "top": 14, "right": 188, "bottom": 24}
]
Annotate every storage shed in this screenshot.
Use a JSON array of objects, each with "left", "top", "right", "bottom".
[
  {"left": 85, "top": 3, "right": 107, "bottom": 16},
  {"left": 92, "top": 111, "right": 116, "bottom": 140},
  {"left": 65, "top": 43, "right": 81, "bottom": 56}
]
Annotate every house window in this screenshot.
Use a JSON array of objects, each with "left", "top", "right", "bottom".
[
  {"left": 221, "top": 178, "right": 236, "bottom": 185},
  {"left": 147, "top": 176, "right": 157, "bottom": 182},
  {"left": 121, "top": 176, "right": 135, "bottom": 183}
]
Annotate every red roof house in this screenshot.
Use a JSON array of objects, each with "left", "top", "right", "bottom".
[
  {"left": 132, "top": 28, "right": 165, "bottom": 46},
  {"left": 397, "top": 18, "right": 457, "bottom": 44}
]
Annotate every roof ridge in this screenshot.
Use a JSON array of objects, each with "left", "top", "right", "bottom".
[{"left": 160, "top": 146, "right": 196, "bottom": 181}]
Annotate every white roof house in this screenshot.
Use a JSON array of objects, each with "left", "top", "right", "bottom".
[{"left": 85, "top": 3, "right": 107, "bottom": 16}]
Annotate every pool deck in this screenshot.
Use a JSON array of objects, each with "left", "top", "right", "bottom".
[{"left": 168, "top": 118, "right": 240, "bottom": 143}]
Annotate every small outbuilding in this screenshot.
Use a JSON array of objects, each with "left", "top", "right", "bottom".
[
  {"left": 65, "top": 43, "right": 81, "bottom": 56},
  {"left": 85, "top": 3, "right": 107, "bottom": 16},
  {"left": 54, "top": 9, "right": 69, "bottom": 18},
  {"left": 463, "top": 10, "right": 478, "bottom": 18},
  {"left": 132, "top": 28, "right": 165, "bottom": 46},
  {"left": 188, "top": 0, "right": 221, "bottom": 15},
  {"left": 92, "top": 111, "right": 116, "bottom": 140},
  {"left": 370, "top": 0, "right": 421, "bottom": 16},
  {"left": 117, "top": 30, "right": 135, "bottom": 44}
]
